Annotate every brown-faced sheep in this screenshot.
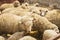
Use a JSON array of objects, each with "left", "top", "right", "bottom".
[{"left": 0, "top": 13, "right": 33, "bottom": 34}]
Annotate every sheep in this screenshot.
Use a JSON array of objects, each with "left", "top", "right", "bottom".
[
  {"left": 13, "top": 0, "right": 20, "bottom": 7},
  {"left": 21, "top": 2, "right": 29, "bottom": 9},
  {"left": 0, "top": 13, "right": 33, "bottom": 34},
  {"left": 45, "top": 9, "right": 60, "bottom": 30},
  {"left": 29, "top": 6, "right": 49, "bottom": 17},
  {"left": 33, "top": 3, "right": 39, "bottom": 7},
  {"left": 0, "top": 0, "right": 20, "bottom": 12},
  {"left": 49, "top": 3, "right": 59, "bottom": 9},
  {"left": 0, "top": 36, "right": 5, "bottom": 40},
  {"left": 19, "top": 36, "right": 37, "bottom": 40},
  {"left": 0, "top": 3, "right": 14, "bottom": 9},
  {"left": 31, "top": 13, "right": 59, "bottom": 33},
  {"left": 47, "top": 33, "right": 60, "bottom": 40},
  {"left": 7, "top": 32, "right": 25, "bottom": 40},
  {"left": 2, "top": 8, "right": 16, "bottom": 14},
  {"left": 2, "top": 7, "right": 31, "bottom": 16},
  {"left": 42, "top": 30, "right": 58, "bottom": 40}
]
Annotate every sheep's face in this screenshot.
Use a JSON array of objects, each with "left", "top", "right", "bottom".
[
  {"left": 34, "top": 3, "right": 39, "bottom": 7},
  {"left": 24, "top": 2, "right": 29, "bottom": 6},
  {"left": 21, "top": 3, "right": 29, "bottom": 9},
  {"left": 39, "top": 10, "right": 48, "bottom": 16},
  {"left": 13, "top": 0, "right": 20, "bottom": 7}
]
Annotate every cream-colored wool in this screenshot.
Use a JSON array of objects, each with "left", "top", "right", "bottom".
[
  {"left": 19, "top": 36, "right": 37, "bottom": 40},
  {"left": 0, "top": 13, "right": 33, "bottom": 33},
  {"left": 42, "top": 30, "right": 57, "bottom": 40},
  {"left": 0, "top": 0, "right": 20, "bottom": 11},
  {"left": 31, "top": 14, "right": 59, "bottom": 33},
  {"left": 0, "top": 36, "right": 5, "bottom": 40},
  {"left": 21, "top": 2, "right": 29, "bottom": 9},
  {"left": 7, "top": 32, "right": 24, "bottom": 40},
  {"left": 0, "top": 3, "right": 14, "bottom": 10},
  {"left": 45, "top": 9, "right": 60, "bottom": 29},
  {"left": 2, "top": 7, "right": 31, "bottom": 16}
]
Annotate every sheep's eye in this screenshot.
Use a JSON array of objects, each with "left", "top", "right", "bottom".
[
  {"left": 39, "top": 10, "right": 41, "bottom": 12},
  {"left": 36, "top": 5, "right": 39, "bottom": 7},
  {"left": 45, "top": 10, "right": 48, "bottom": 13},
  {"left": 25, "top": 4, "right": 27, "bottom": 6},
  {"left": 33, "top": 11, "right": 36, "bottom": 13}
]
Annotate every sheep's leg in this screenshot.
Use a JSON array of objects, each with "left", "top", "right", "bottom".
[{"left": 7, "top": 32, "right": 25, "bottom": 40}]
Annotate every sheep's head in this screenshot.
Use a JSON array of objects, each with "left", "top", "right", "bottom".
[
  {"left": 24, "top": 2, "right": 29, "bottom": 6},
  {"left": 13, "top": 0, "right": 20, "bottom": 7},
  {"left": 21, "top": 2, "right": 29, "bottom": 9},
  {"left": 34, "top": 3, "right": 39, "bottom": 7},
  {"left": 39, "top": 9, "right": 48, "bottom": 16}
]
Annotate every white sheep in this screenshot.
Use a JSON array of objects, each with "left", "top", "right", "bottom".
[
  {"left": 19, "top": 36, "right": 37, "bottom": 40},
  {"left": 42, "top": 30, "right": 58, "bottom": 40},
  {"left": 45, "top": 9, "right": 60, "bottom": 30},
  {"left": 7, "top": 32, "right": 25, "bottom": 40},
  {"left": 31, "top": 14, "right": 59, "bottom": 33},
  {"left": 0, "top": 13, "right": 33, "bottom": 34},
  {"left": 2, "top": 7, "right": 31, "bottom": 16},
  {"left": 0, "top": 0, "right": 20, "bottom": 11},
  {"left": 0, "top": 36, "right": 5, "bottom": 40}
]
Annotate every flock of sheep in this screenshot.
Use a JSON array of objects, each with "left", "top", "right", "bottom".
[{"left": 0, "top": 0, "right": 60, "bottom": 40}]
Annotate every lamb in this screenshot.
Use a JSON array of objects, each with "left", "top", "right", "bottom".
[
  {"left": 0, "top": 13, "right": 33, "bottom": 34},
  {"left": 47, "top": 33, "right": 60, "bottom": 40}
]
